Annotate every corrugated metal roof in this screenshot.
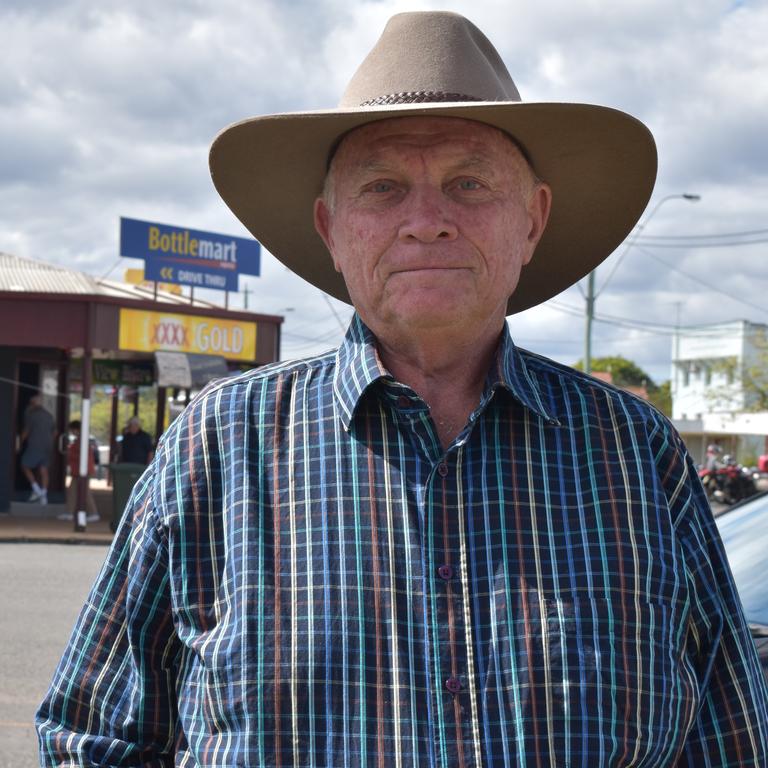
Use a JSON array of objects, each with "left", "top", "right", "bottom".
[
  {"left": 0, "top": 251, "right": 98, "bottom": 294},
  {"left": 0, "top": 252, "right": 215, "bottom": 307}
]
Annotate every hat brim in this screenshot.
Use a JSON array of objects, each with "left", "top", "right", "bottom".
[{"left": 209, "top": 101, "right": 657, "bottom": 315}]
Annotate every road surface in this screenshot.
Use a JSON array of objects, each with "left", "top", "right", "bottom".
[{"left": 0, "top": 542, "right": 108, "bottom": 767}]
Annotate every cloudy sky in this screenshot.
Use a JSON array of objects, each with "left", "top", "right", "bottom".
[{"left": 2, "top": 0, "right": 767, "bottom": 383}]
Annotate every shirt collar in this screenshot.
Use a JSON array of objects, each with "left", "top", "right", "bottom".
[
  {"left": 333, "top": 314, "right": 391, "bottom": 430},
  {"left": 486, "top": 324, "right": 560, "bottom": 425},
  {"left": 333, "top": 314, "right": 558, "bottom": 430}
]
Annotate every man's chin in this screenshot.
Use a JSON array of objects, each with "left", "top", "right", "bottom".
[{"left": 383, "top": 302, "right": 478, "bottom": 334}]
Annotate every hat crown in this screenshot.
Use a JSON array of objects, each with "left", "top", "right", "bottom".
[{"left": 339, "top": 11, "right": 521, "bottom": 108}]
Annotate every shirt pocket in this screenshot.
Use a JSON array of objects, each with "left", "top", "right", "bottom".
[{"left": 543, "top": 594, "right": 696, "bottom": 766}]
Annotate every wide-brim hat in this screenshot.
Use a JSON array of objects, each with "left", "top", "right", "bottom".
[{"left": 209, "top": 11, "right": 657, "bottom": 315}]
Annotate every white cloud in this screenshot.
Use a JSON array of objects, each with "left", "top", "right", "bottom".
[{"left": 2, "top": 0, "right": 768, "bottom": 386}]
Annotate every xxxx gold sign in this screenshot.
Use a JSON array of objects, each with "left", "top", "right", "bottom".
[{"left": 118, "top": 308, "right": 257, "bottom": 361}]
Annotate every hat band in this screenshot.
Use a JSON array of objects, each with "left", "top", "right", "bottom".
[{"left": 359, "top": 91, "right": 484, "bottom": 106}]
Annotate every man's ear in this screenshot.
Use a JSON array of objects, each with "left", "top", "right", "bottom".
[
  {"left": 314, "top": 198, "right": 341, "bottom": 272},
  {"left": 528, "top": 182, "right": 552, "bottom": 245},
  {"left": 522, "top": 182, "right": 552, "bottom": 265}
]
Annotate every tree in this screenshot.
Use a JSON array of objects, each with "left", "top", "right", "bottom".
[
  {"left": 573, "top": 355, "right": 672, "bottom": 416},
  {"left": 708, "top": 328, "right": 768, "bottom": 412},
  {"left": 69, "top": 387, "right": 169, "bottom": 445}
]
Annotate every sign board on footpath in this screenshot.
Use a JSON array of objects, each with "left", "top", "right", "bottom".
[{"left": 120, "top": 217, "right": 261, "bottom": 291}]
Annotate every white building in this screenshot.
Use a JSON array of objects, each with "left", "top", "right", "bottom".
[{"left": 672, "top": 320, "right": 768, "bottom": 465}]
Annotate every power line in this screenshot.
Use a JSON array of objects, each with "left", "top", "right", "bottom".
[
  {"left": 637, "top": 246, "right": 768, "bottom": 317},
  {"left": 322, "top": 292, "right": 350, "bottom": 333},
  {"left": 283, "top": 327, "right": 345, "bottom": 344},
  {"left": 594, "top": 194, "right": 701, "bottom": 302},
  {"left": 548, "top": 299, "right": 768, "bottom": 339},
  {"left": 98, "top": 257, "right": 125, "bottom": 280}
]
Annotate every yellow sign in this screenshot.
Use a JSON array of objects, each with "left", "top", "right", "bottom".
[
  {"left": 119, "top": 308, "right": 257, "bottom": 361},
  {"left": 123, "top": 268, "right": 182, "bottom": 295}
]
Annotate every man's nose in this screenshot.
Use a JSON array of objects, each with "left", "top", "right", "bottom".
[{"left": 397, "top": 186, "right": 458, "bottom": 243}]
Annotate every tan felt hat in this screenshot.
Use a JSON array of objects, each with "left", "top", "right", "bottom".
[{"left": 209, "top": 11, "right": 657, "bottom": 314}]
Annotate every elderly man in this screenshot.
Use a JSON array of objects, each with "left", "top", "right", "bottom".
[
  {"left": 37, "top": 12, "right": 767, "bottom": 767},
  {"left": 119, "top": 416, "right": 154, "bottom": 465}
]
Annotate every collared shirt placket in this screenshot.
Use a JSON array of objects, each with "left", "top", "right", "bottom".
[{"left": 391, "top": 388, "right": 482, "bottom": 768}]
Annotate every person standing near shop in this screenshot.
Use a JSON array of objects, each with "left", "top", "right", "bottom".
[
  {"left": 119, "top": 417, "right": 154, "bottom": 465},
  {"left": 64, "top": 419, "right": 99, "bottom": 522},
  {"left": 20, "top": 393, "right": 55, "bottom": 505}
]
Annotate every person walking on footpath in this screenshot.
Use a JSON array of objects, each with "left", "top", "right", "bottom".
[{"left": 20, "top": 393, "right": 55, "bottom": 505}]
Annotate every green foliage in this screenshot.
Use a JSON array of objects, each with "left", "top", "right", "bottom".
[
  {"left": 573, "top": 355, "right": 672, "bottom": 415},
  {"left": 705, "top": 329, "right": 768, "bottom": 412},
  {"left": 741, "top": 329, "right": 768, "bottom": 410},
  {"left": 648, "top": 380, "right": 672, "bottom": 416},
  {"left": 572, "top": 355, "right": 652, "bottom": 387},
  {"left": 69, "top": 387, "right": 168, "bottom": 446}
]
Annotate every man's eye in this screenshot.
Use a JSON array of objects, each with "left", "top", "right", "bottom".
[
  {"left": 457, "top": 178, "right": 482, "bottom": 191},
  {"left": 370, "top": 181, "right": 393, "bottom": 193}
]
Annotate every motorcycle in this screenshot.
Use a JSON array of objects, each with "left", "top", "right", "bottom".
[{"left": 699, "top": 457, "right": 758, "bottom": 505}]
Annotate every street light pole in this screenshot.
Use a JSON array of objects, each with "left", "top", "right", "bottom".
[{"left": 583, "top": 193, "right": 700, "bottom": 375}]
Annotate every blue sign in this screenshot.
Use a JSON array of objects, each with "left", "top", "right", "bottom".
[{"left": 120, "top": 217, "right": 260, "bottom": 292}]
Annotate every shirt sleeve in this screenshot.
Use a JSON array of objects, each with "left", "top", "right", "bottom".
[
  {"left": 35, "top": 460, "right": 181, "bottom": 766},
  {"left": 652, "top": 418, "right": 768, "bottom": 766}
]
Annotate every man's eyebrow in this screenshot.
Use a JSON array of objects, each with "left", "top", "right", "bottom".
[
  {"left": 449, "top": 154, "right": 498, "bottom": 173},
  {"left": 353, "top": 159, "right": 393, "bottom": 175}
]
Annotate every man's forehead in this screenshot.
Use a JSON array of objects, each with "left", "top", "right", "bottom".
[{"left": 334, "top": 116, "right": 521, "bottom": 166}]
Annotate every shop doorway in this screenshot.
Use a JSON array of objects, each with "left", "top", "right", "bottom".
[{"left": 14, "top": 360, "right": 68, "bottom": 501}]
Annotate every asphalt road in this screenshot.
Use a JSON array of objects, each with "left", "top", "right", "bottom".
[{"left": 0, "top": 542, "right": 109, "bottom": 767}]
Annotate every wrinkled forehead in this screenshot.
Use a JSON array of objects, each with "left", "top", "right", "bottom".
[{"left": 328, "top": 115, "right": 531, "bottom": 172}]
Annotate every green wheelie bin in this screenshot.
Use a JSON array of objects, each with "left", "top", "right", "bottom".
[{"left": 109, "top": 463, "right": 146, "bottom": 532}]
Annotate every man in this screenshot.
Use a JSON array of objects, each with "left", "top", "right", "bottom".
[
  {"left": 705, "top": 442, "right": 724, "bottom": 472},
  {"left": 119, "top": 416, "right": 154, "bottom": 465},
  {"left": 20, "top": 392, "right": 55, "bottom": 505},
  {"left": 37, "top": 12, "right": 767, "bottom": 766}
]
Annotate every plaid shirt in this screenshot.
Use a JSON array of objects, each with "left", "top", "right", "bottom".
[{"left": 37, "top": 315, "right": 768, "bottom": 767}]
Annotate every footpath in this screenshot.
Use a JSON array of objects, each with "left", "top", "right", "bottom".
[{"left": 0, "top": 478, "right": 115, "bottom": 545}]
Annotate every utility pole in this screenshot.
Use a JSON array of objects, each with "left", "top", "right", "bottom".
[{"left": 585, "top": 271, "right": 595, "bottom": 375}]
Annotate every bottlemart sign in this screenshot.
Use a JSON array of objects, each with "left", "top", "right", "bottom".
[{"left": 119, "top": 217, "right": 260, "bottom": 291}]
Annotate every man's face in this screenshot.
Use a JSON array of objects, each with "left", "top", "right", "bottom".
[{"left": 314, "top": 116, "right": 551, "bottom": 339}]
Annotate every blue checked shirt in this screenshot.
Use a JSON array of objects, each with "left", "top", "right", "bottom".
[{"left": 37, "top": 315, "right": 768, "bottom": 766}]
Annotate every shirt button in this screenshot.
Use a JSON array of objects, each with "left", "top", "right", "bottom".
[
  {"left": 397, "top": 395, "right": 410, "bottom": 408},
  {"left": 445, "top": 677, "right": 463, "bottom": 694},
  {"left": 438, "top": 564, "right": 453, "bottom": 581},
  {"left": 437, "top": 461, "right": 449, "bottom": 477}
]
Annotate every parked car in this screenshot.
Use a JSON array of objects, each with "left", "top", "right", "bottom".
[{"left": 715, "top": 491, "right": 768, "bottom": 681}]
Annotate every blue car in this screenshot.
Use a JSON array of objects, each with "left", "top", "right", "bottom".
[{"left": 715, "top": 491, "right": 768, "bottom": 681}]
